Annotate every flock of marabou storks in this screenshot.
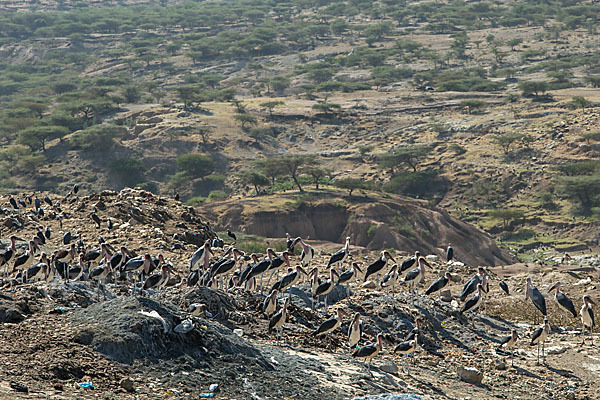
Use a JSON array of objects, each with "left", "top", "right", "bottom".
[
  {"left": 186, "top": 233, "right": 596, "bottom": 373},
  {"left": 0, "top": 190, "right": 595, "bottom": 375}
]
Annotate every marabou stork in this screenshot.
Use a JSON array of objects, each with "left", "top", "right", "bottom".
[
  {"left": 526, "top": 277, "right": 547, "bottom": 324},
  {"left": 394, "top": 334, "right": 419, "bottom": 370},
  {"left": 498, "top": 329, "right": 519, "bottom": 366},
  {"left": 426, "top": 271, "right": 451, "bottom": 297},
  {"left": 363, "top": 250, "right": 396, "bottom": 283},
  {"left": 446, "top": 244, "right": 454, "bottom": 262},
  {"left": 499, "top": 280, "right": 510, "bottom": 295},
  {"left": 337, "top": 262, "right": 362, "bottom": 286},
  {"left": 548, "top": 282, "right": 577, "bottom": 325},
  {"left": 292, "top": 237, "right": 314, "bottom": 268},
  {"left": 348, "top": 313, "right": 362, "bottom": 348},
  {"left": 530, "top": 318, "right": 550, "bottom": 365},
  {"left": 268, "top": 297, "right": 289, "bottom": 338},
  {"left": 270, "top": 265, "right": 307, "bottom": 299},
  {"left": 314, "top": 268, "right": 339, "bottom": 310},
  {"left": 352, "top": 333, "right": 384, "bottom": 376},
  {"left": 190, "top": 240, "right": 213, "bottom": 271},
  {"left": 459, "top": 283, "right": 484, "bottom": 327},
  {"left": 327, "top": 236, "right": 351, "bottom": 274},
  {"left": 381, "top": 264, "right": 399, "bottom": 307},
  {"left": 313, "top": 308, "right": 347, "bottom": 337},
  {"left": 580, "top": 295, "right": 595, "bottom": 345},
  {"left": 263, "top": 289, "right": 279, "bottom": 317},
  {"left": 402, "top": 255, "right": 431, "bottom": 295}
]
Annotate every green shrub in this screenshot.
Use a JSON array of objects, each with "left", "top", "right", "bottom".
[
  {"left": 176, "top": 154, "right": 215, "bottom": 178},
  {"left": 186, "top": 196, "right": 206, "bottom": 206},
  {"left": 207, "top": 190, "right": 228, "bottom": 201}
]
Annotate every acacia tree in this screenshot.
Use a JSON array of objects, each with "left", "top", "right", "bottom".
[
  {"left": 378, "top": 145, "right": 432, "bottom": 173},
  {"left": 260, "top": 101, "right": 284, "bottom": 119},
  {"left": 305, "top": 166, "right": 331, "bottom": 189},
  {"left": 277, "top": 154, "right": 316, "bottom": 192},
  {"left": 240, "top": 170, "right": 269, "bottom": 195},
  {"left": 335, "top": 178, "right": 370, "bottom": 196}
]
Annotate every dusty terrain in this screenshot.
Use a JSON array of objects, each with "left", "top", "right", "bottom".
[{"left": 0, "top": 190, "right": 597, "bottom": 399}]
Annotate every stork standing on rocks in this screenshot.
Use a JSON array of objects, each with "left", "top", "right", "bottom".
[
  {"left": 263, "top": 289, "right": 279, "bottom": 317},
  {"left": 337, "top": 262, "right": 362, "bottom": 286},
  {"left": 394, "top": 334, "right": 419, "bottom": 370},
  {"left": 89, "top": 252, "right": 114, "bottom": 300},
  {"left": 460, "top": 267, "right": 487, "bottom": 302},
  {"left": 190, "top": 240, "right": 213, "bottom": 271},
  {"left": 314, "top": 268, "right": 339, "bottom": 310},
  {"left": 580, "top": 295, "right": 595, "bottom": 345},
  {"left": 404, "top": 317, "right": 423, "bottom": 342},
  {"left": 399, "top": 252, "right": 418, "bottom": 273},
  {"left": 348, "top": 313, "right": 362, "bottom": 348},
  {"left": 271, "top": 265, "right": 307, "bottom": 300},
  {"left": 548, "top": 282, "right": 577, "bottom": 325},
  {"left": 327, "top": 236, "right": 351, "bottom": 274},
  {"left": 352, "top": 333, "right": 384, "bottom": 377},
  {"left": 530, "top": 317, "right": 550, "bottom": 365},
  {"left": 292, "top": 237, "right": 314, "bottom": 269},
  {"left": 13, "top": 240, "right": 37, "bottom": 274},
  {"left": 123, "top": 253, "right": 153, "bottom": 295},
  {"left": 498, "top": 329, "right": 519, "bottom": 367},
  {"left": 499, "top": 280, "right": 510, "bottom": 295},
  {"left": 313, "top": 308, "right": 347, "bottom": 337},
  {"left": 143, "top": 264, "right": 173, "bottom": 296},
  {"left": 459, "top": 283, "right": 484, "bottom": 327},
  {"left": 363, "top": 250, "right": 396, "bottom": 284},
  {"left": 0, "top": 236, "right": 18, "bottom": 278},
  {"left": 426, "top": 271, "right": 452, "bottom": 297},
  {"left": 309, "top": 267, "right": 320, "bottom": 310},
  {"left": 526, "top": 277, "right": 547, "bottom": 324},
  {"left": 402, "top": 254, "right": 431, "bottom": 296},
  {"left": 381, "top": 264, "right": 399, "bottom": 307},
  {"left": 446, "top": 245, "right": 454, "bottom": 263},
  {"left": 265, "top": 249, "right": 291, "bottom": 286},
  {"left": 268, "top": 297, "right": 290, "bottom": 339}
]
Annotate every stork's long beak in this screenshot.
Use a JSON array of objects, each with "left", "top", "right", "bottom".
[
  {"left": 332, "top": 270, "right": 340, "bottom": 279},
  {"left": 297, "top": 266, "right": 308, "bottom": 276},
  {"left": 548, "top": 282, "right": 559, "bottom": 293},
  {"left": 354, "top": 264, "right": 363, "bottom": 274}
]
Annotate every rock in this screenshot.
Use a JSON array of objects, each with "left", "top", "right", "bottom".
[
  {"left": 119, "top": 378, "right": 134, "bottom": 392},
  {"left": 449, "top": 273, "right": 462, "bottom": 283},
  {"left": 546, "top": 346, "right": 568, "bottom": 355},
  {"left": 362, "top": 280, "right": 377, "bottom": 289},
  {"left": 379, "top": 361, "right": 398, "bottom": 374},
  {"left": 457, "top": 365, "right": 483, "bottom": 385},
  {"left": 425, "top": 255, "right": 439, "bottom": 262},
  {"left": 495, "top": 359, "right": 507, "bottom": 370},
  {"left": 439, "top": 289, "right": 452, "bottom": 302}
]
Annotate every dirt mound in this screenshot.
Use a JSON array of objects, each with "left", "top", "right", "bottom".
[
  {"left": 69, "top": 296, "right": 267, "bottom": 367},
  {"left": 202, "top": 192, "right": 515, "bottom": 266}
]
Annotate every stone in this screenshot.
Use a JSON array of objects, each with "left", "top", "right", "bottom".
[
  {"left": 379, "top": 361, "right": 398, "bottom": 374},
  {"left": 546, "top": 346, "right": 568, "bottom": 355},
  {"left": 119, "top": 378, "right": 134, "bottom": 392},
  {"left": 440, "top": 289, "right": 452, "bottom": 302},
  {"left": 457, "top": 366, "right": 483, "bottom": 385},
  {"left": 425, "top": 255, "right": 439, "bottom": 262},
  {"left": 495, "top": 359, "right": 507, "bottom": 370},
  {"left": 362, "top": 280, "right": 377, "bottom": 289}
]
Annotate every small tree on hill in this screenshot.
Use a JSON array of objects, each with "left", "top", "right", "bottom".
[
  {"left": 459, "top": 99, "right": 487, "bottom": 114},
  {"left": 568, "top": 96, "right": 591, "bottom": 114},
  {"left": 176, "top": 154, "right": 215, "bottom": 178},
  {"left": 378, "top": 145, "right": 432, "bottom": 173},
  {"left": 239, "top": 170, "right": 269, "bottom": 195},
  {"left": 492, "top": 132, "right": 532, "bottom": 154},
  {"left": 519, "top": 81, "right": 549, "bottom": 98},
  {"left": 305, "top": 166, "right": 332, "bottom": 189},
  {"left": 488, "top": 208, "right": 524, "bottom": 228},
  {"left": 335, "top": 178, "right": 370, "bottom": 196},
  {"left": 234, "top": 113, "right": 258, "bottom": 130},
  {"left": 277, "top": 154, "right": 316, "bottom": 192},
  {"left": 260, "top": 101, "right": 284, "bottom": 119}
]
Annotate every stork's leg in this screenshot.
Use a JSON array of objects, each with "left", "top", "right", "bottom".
[
  {"left": 536, "top": 343, "right": 540, "bottom": 365},
  {"left": 471, "top": 311, "right": 475, "bottom": 327},
  {"left": 590, "top": 326, "right": 594, "bottom": 346},
  {"left": 392, "top": 284, "right": 395, "bottom": 309}
]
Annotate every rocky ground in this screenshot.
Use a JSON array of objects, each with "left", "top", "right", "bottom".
[{"left": 0, "top": 190, "right": 598, "bottom": 399}]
